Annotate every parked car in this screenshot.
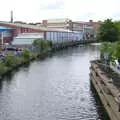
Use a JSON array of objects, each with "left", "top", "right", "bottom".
[{"left": 6, "top": 47, "right": 23, "bottom": 51}]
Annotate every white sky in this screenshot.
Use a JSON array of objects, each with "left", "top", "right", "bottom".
[{"left": 0, "top": 0, "right": 120, "bottom": 23}]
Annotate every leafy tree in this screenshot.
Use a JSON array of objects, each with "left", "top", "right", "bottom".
[
  {"left": 114, "top": 21, "right": 120, "bottom": 40},
  {"left": 100, "top": 42, "right": 112, "bottom": 62},
  {"left": 112, "top": 41, "right": 120, "bottom": 61},
  {"left": 100, "top": 41, "right": 120, "bottom": 64},
  {"left": 22, "top": 48, "right": 31, "bottom": 60},
  {"left": 97, "top": 19, "right": 119, "bottom": 42}
]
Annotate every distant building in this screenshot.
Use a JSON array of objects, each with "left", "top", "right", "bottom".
[
  {"left": 0, "top": 19, "right": 100, "bottom": 44},
  {"left": 41, "top": 18, "right": 73, "bottom": 30},
  {"left": 14, "top": 21, "right": 27, "bottom": 24},
  {"left": 0, "top": 21, "right": 80, "bottom": 43},
  {"left": 41, "top": 19, "right": 100, "bottom": 39},
  {"left": 41, "top": 19, "right": 99, "bottom": 31}
]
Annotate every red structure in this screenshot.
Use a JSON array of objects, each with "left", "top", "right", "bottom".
[{"left": 0, "top": 22, "right": 46, "bottom": 43}]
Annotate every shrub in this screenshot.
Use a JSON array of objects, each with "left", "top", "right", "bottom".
[
  {"left": 0, "top": 60, "right": 8, "bottom": 75},
  {"left": 4, "top": 55, "right": 17, "bottom": 67},
  {"left": 33, "top": 38, "right": 52, "bottom": 52},
  {"left": 22, "top": 48, "right": 31, "bottom": 60}
]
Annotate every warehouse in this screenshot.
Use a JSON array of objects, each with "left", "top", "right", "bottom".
[
  {"left": 45, "top": 30, "right": 83, "bottom": 44},
  {"left": 12, "top": 30, "right": 83, "bottom": 47}
]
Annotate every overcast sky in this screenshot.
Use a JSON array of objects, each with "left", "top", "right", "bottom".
[{"left": 0, "top": 0, "right": 120, "bottom": 23}]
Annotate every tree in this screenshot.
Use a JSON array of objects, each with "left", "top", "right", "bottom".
[
  {"left": 100, "top": 42, "right": 112, "bottom": 63},
  {"left": 114, "top": 21, "right": 120, "bottom": 40},
  {"left": 97, "top": 19, "right": 119, "bottom": 42},
  {"left": 112, "top": 41, "right": 120, "bottom": 62},
  {"left": 100, "top": 41, "right": 120, "bottom": 65}
]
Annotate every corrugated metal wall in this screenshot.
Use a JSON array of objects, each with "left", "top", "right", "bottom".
[{"left": 46, "top": 31, "right": 84, "bottom": 44}]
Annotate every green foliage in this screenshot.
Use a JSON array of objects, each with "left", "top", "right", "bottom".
[
  {"left": 100, "top": 42, "right": 112, "bottom": 53},
  {"left": 100, "top": 41, "right": 120, "bottom": 64},
  {"left": 4, "top": 55, "right": 17, "bottom": 67},
  {"left": 0, "top": 39, "right": 53, "bottom": 76},
  {"left": 0, "top": 61, "right": 8, "bottom": 75},
  {"left": 112, "top": 41, "right": 120, "bottom": 59},
  {"left": 114, "top": 21, "right": 120, "bottom": 40},
  {"left": 33, "top": 38, "right": 52, "bottom": 52},
  {"left": 47, "top": 40, "right": 53, "bottom": 48},
  {"left": 15, "top": 57, "right": 25, "bottom": 64},
  {"left": 97, "top": 19, "right": 119, "bottom": 42},
  {"left": 100, "top": 42, "right": 112, "bottom": 63},
  {"left": 22, "top": 48, "right": 31, "bottom": 60}
]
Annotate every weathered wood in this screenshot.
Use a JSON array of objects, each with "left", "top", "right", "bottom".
[{"left": 90, "top": 61, "right": 120, "bottom": 120}]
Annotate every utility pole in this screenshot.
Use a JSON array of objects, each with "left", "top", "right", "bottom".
[
  {"left": 83, "top": 23, "right": 85, "bottom": 40},
  {"left": 10, "top": 10, "right": 13, "bottom": 23}
]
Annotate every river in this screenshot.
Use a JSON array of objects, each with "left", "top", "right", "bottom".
[{"left": 0, "top": 45, "right": 109, "bottom": 120}]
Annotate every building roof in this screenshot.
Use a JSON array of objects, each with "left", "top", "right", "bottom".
[
  {"left": 43, "top": 18, "right": 71, "bottom": 23},
  {"left": 0, "top": 26, "right": 12, "bottom": 31},
  {"left": 12, "top": 33, "right": 43, "bottom": 45},
  {"left": 15, "top": 33, "right": 44, "bottom": 39},
  {"left": 0, "top": 21, "right": 72, "bottom": 32},
  {"left": 12, "top": 38, "right": 35, "bottom": 45}
]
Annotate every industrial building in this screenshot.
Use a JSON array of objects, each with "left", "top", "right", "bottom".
[
  {"left": 12, "top": 33, "right": 44, "bottom": 48},
  {"left": 0, "top": 21, "right": 84, "bottom": 47},
  {"left": 40, "top": 19, "right": 100, "bottom": 40},
  {"left": 0, "top": 18, "right": 99, "bottom": 46}
]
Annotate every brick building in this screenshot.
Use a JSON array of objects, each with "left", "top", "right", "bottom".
[
  {"left": 41, "top": 19, "right": 100, "bottom": 39},
  {"left": 0, "top": 21, "right": 76, "bottom": 44},
  {"left": 0, "top": 21, "right": 48, "bottom": 43},
  {"left": 0, "top": 19, "right": 100, "bottom": 44},
  {"left": 41, "top": 18, "right": 73, "bottom": 30}
]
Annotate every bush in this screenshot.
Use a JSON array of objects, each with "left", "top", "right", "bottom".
[
  {"left": 22, "top": 48, "right": 31, "bottom": 60},
  {"left": 0, "top": 61, "right": 8, "bottom": 75},
  {"left": 4, "top": 55, "right": 17, "bottom": 67},
  {"left": 33, "top": 39, "right": 52, "bottom": 52},
  {"left": 47, "top": 40, "right": 53, "bottom": 48}
]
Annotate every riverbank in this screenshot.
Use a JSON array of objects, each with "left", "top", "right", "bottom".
[{"left": 90, "top": 60, "right": 120, "bottom": 120}]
